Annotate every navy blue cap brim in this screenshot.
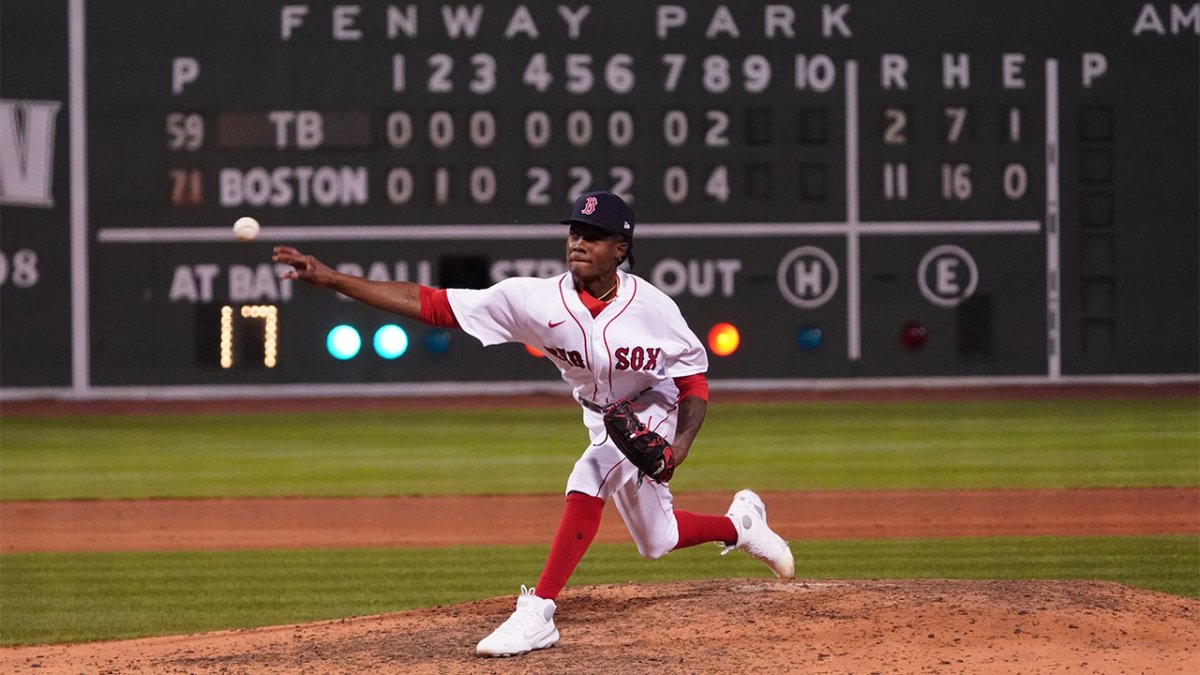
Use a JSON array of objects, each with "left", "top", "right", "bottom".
[{"left": 559, "top": 217, "right": 630, "bottom": 237}]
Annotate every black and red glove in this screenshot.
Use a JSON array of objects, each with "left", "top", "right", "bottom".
[{"left": 603, "top": 399, "right": 675, "bottom": 483}]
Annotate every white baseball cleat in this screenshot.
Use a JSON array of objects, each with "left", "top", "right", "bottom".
[
  {"left": 475, "top": 585, "right": 560, "bottom": 657},
  {"left": 721, "top": 489, "right": 796, "bottom": 579}
]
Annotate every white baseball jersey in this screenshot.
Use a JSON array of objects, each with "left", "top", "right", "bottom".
[
  {"left": 448, "top": 269, "right": 708, "bottom": 557},
  {"left": 447, "top": 269, "right": 708, "bottom": 423}
]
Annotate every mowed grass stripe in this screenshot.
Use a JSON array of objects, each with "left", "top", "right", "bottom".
[
  {"left": 1, "top": 535, "right": 1195, "bottom": 646},
  {"left": 2, "top": 397, "right": 1197, "bottom": 499}
]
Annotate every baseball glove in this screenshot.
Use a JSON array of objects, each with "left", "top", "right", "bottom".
[{"left": 603, "top": 399, "right": 675, "bottom": 484}]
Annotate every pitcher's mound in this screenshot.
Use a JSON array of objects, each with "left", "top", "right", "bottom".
[{"left": 4, "top": 579, "right": 1197, "bottom": 674}]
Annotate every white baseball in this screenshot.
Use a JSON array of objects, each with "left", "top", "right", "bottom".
[{"left": 232, "top": 216, "right": 260, "bottom": 242}]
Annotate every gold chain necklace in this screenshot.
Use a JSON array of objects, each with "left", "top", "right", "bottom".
[{"left": 595, "top": 279, "right": 619, "bottom": 302}]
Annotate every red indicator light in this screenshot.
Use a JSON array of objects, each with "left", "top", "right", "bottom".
[
  {"left": 900, "top": 320, "right": 928, "bottom": 350},
  {"left": 707, "top": 323, "right": 741, "bottom": 356}
]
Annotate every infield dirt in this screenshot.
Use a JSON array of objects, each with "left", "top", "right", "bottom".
[{"left": 2, "top": 487, "right": 1197, "bottom": 552}]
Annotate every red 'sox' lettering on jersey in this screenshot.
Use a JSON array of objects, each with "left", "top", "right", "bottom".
[{"left": 614, "top": 346, "right": 661, "bottom": 371}]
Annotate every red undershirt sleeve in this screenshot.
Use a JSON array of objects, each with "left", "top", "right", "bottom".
[
  {"left": 673, "top": 373, "right": 709, "bottom": 402},
  {"left": 418, "top": 286, "right": 459, "bottom": 328}
]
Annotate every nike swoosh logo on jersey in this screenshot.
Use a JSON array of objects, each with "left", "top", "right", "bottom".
[{"left": 548, "top": 319, "right": 566, "bottom": 328}]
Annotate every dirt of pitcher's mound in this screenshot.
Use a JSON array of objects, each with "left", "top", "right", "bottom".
[{"left": 4, "top": 578, "right": 1198, "bottom": 674}]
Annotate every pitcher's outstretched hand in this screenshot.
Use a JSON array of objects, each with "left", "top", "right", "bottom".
[{"left": 273, "top": 246, "right": 335, "bottom": 287}]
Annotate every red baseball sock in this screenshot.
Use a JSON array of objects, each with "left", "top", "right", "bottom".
[
  {"left": 534, "top": 492, "right": 604, "bottom": 600},
  {"left": 674, "top": 510, "right": 737, "bottom": 549}
]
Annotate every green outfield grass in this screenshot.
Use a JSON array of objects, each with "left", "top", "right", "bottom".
[
  {"left": 1, "top": 397, "right": 1197, "bottom": 499},
  {"left": 1, "top": 536, "right": 1195, "bottom": 646}
]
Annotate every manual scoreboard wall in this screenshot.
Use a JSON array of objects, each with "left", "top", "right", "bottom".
[{"left": 1, "top": 1, "right": 1197, "bottom": 392}]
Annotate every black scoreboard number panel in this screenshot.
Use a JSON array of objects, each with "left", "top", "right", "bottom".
[{"left": 1, "top": 1, "right": 1197, "bottom": 393}]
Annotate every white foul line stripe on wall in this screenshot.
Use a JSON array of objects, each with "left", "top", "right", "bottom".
[
  {"left": 96, "top": 220, "right": 1041, "bottom": 243},
  {"left": 1, "top": 374, "right": 1196, "bottom": 402}
]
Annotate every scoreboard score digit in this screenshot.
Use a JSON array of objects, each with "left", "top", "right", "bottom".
[{"left": 0, "top": 0, "right": 1195, "bottom": 393}]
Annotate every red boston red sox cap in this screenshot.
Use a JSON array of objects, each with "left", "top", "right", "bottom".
[{"left": 560, "top": 191, "right": 635, "bottom": 240}]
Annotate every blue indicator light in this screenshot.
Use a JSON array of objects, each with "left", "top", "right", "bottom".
[
  {"left": 326, "top": 325, "right": 362, "bottom": 360},
  {"left": 374, "top": 324, "right": 410, "bottom": 359}
]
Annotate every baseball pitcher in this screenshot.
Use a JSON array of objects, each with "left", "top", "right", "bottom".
[{"left": 273, "top": 191, "right": 794, "bottom": 657}]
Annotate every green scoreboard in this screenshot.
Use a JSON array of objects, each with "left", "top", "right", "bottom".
[{"left": 2, "top": 1, "right": 1197, "bottom": 394}]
